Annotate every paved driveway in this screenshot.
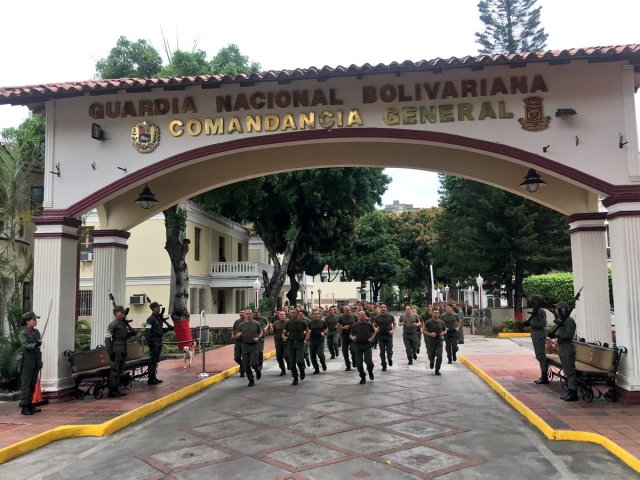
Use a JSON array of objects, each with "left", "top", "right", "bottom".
[{"left": 0, "top": 333, "right": 636, "bottom": 479}]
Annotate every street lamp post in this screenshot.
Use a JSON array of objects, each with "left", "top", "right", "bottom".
[
  {"left": 332, "top": 291, "right": 335, "bottom": 306},
  {"left": 437, "top": 287, "right": 441, "bottom": 305},
  {"left": 476, "top": 274, "right": 484, "bottom": 310},
  {"left": 456, "top": 281, "right": 461, "bottom": 303},
  {"left": 445, "top": 285, "right": 450, "bottom": 303},
  {"left": 318, "top": 289, "right": 322, "bottom": 308},
  {"left": 253, "top": 278, "right": 261, "bottom": 310}
]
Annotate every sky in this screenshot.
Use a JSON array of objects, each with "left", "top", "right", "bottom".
[{"left": 1, "top": 0, "right": 638, "bottom": 208}]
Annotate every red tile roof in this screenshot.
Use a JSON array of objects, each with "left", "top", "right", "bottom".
[{"left": 1, "top": 44, "right": 639, "bottom": 106}]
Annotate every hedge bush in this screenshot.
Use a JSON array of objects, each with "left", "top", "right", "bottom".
[{"left": 523, "top": 270, "right": 613, "bottom": 311}]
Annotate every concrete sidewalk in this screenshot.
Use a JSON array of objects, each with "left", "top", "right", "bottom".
[{"left": 0, "top": 333, "right": 639, "bottom": 477}]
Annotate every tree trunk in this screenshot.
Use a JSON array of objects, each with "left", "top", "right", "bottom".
[
  {"left": 372, "top": 281, "right": 382, "bottom": 303},
  {"left": 287, "top": 270, "right": 299, "bottom": 307},
  {"left": 163, "top": 206, "right": 191, "bottom": 320},
  {"left": 263, "top": 226, "right": 301, "bottom": 314},
  {"left": 513, "top": 261, "right": 525, "bottom": 321}
]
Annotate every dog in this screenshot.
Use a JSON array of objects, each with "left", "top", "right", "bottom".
[{"left": 183, "top": 342, "right": 195, "bottom": 368}]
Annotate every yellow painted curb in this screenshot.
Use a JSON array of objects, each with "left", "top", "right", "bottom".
[
  {"left": 0, "top": 349, "right": 276, "bottom": 465},
  {"left": 459, "top": 355, "right": 640, "bottom": 473},
  {"left": 497, "top": 332, "right": 531, "bottom": 338}
]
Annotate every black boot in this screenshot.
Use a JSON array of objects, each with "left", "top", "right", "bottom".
[
  {"left": 321, "top": 362, "right": 327, "bottom": 371},
  {"left": 292, "top": 377, "right": 299, "bottom": 386},
  {"left": 359, "top": 376, "right": 366, "bottom": 384},
  {"left": 21, "top": 406, "right": 33, "bottom": 415},
  {"left": 279, "top": 369, "right": 286, "bottom": 376},
  {"left": 29, "top": 404, "right": 42, "bottom": 413},
  {"left": 561, "top": 390, "right": 579, "bottom": 402},
  {"left": 534, "top": 377, "right": 549, "bottom": 385}
]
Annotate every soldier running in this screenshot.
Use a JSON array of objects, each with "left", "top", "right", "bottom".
[
  {"left": 350, "top": 311, "right": 376, "bottom": 384},
  {"left": 235, "top": 310, "right": 263, "bottom": 387},
  {"left": 272, "top": 310, "right": 290, "bottom": 376},
  {"left": 373, "top": 303, "right": 395, "bottom": 371},
  {"left": 441, "top": 304, "right": 462, "bottom": 364},
  {"left": 308, "top": 308, "right": 328, "bottom": 374},
  {"left": 422, "top": 308, "right": 445, "bottom": 375},
  {"left": 399, "top": 305, "right": 421, "bottom": 364},
  {"left": 232, "top": 309, "right": 246, "bottom": 377},
  {"left": 283, "top": 309, "right": 309, "bottom": 385},
  {"left": 338, "top": 305, "right": 357, "bottom": 370},
  {"left": 324, "top": 305, "right": 341, "bottom": 359}
]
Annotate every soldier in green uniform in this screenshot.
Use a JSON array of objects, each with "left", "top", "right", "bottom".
[
  {"left": 399, "top": 305, "right": 421, "bottom": 365},
  {"left": 252, "top": 309, "right": 269, "bottom": 368},
  {"left": 441, "top": 304, "right": 461, "bottom": 364},
  {"left": 272, "top": 310, "right": 290, "bottom": 375},
  {"left": 144, "top": 301, "right": 174, "bottom": 385},
  {"left": 374, "top": 303, "right": 395, "bottom": 371},
  {"left": 550, "top": 301, "right": 578, "bottom": 401},
  {"left": 524, "top": 296, "right": 549, "bottom": 385},
  {"left": 232, "top": 309, "right": 246, "bottom": 377},
  {"left": 105, "top": 306, "right": 134, "bottom": 398},
  {"left": 308, "top": 308, "right": 328, "bottom": 374},
  {"left": 325, "top": 305, "right": 340, "bottom": 359},
  {"left": 350, "top": 311, "right": 376, "bottom": 384},
  {"left": 283, "top": 309, "right": 309, "bottom": 385},
  {"left": 298, "top": 307, "right": 312, "bottom": 367},
  {"left": 16, "top": 311, "right": 43, "bottom": 415},
  {"left": 422, "top": 309, "right": 445, "bottom": 375},
  {"left": 235, "top": 310, "right": 263, "bottom": 387},
  {"left": 338, "top": 305, "right": 357, "bottom": 370}
]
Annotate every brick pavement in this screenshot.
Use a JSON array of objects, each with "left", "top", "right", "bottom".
[
  {"left": 463, "top": 335, "right": 640, "bottom": 460},
  {"left": 0, "top": 336, "right": 262, "bottom": 449},
  {"left": 1, "top": 333, "right": 639, "bottom": 474}
]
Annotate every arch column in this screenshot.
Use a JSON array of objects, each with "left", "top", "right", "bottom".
[
  {"left": 91, "top": 230, "right": 130, "bottom": 348},
  {"left": 603, "top": 196, "right": 640, "bottom": 401},
  {"left": 567, "top": 213, "right": 611, "bottom": 344},
  {"left": 32, "top": 216, "right": 81, "bottom": 395}
]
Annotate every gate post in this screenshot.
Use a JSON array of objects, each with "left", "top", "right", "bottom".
[{"left": 567, "top": 213, "right": 611, "bottom": 344}]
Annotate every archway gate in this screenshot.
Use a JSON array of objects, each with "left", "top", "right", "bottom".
[{"left": 1, "top": 44, "right": 640, "bottom": 401}]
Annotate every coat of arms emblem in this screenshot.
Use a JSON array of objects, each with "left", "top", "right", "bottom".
[
  {"left": 518, "top": 96, "right": 551, "bottom": 132},
  {"left": 131, "top": 121, "right": 160, "bottom": 153}
]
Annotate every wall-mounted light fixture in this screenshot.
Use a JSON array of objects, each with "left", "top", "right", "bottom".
[
  {"left": 91, "top": 123, "right": 105, "bottom": 141},
  {"left": 134, "top": 184, "right": 159, "bottom": 209},
  {"left": 519, "top": 168, "right": 546, "bottom": 193},
  {"left": 555, "top": 108, "right": 577, "bottom": 117}
]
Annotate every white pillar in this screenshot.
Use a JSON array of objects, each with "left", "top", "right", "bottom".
[
  {"left": 32, "top": 216, "right": 81, "bottom": 395},
  {"left": 91, "top": 230, "right": 130, "bottom": 348},
  {"left": 567, "top": 213, "right": 612, "bottom": 344},
  {"left": 604, "top": 199, "right": 640, "bottom": 398}
]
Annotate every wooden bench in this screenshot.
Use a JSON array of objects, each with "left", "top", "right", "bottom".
[
  {"left": 546, "top": 341, "right": 627, "bottom": 402},
  {"left": 64, "top": 342, "right": 150, "bottom": 400}
]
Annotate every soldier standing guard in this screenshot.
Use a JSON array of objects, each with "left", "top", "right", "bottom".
[
  {"left": 16, "top": 312, "right": 43, "bottom": 415},
  {"left": 524, "top": 296, "right": 549, "bottom": 385},
  {"left": 422, "top": 309, "right": 445, "bottom": 375},
  {"left": 144, "top": 301, "right": 174, "bottom": 385},
  {"left": 549, "top": 301, "right": 578, "bottom": 401},
  {"left": 283, "top": 309, "right": 309, "bottom": 385},
  {"left": 350, "top": 311, "right": 376, "bottom": 384},
  {"left": 105, "top": 306, "right": 135, "bottom": 398},
  {"left": 236, "top": 310, "right": 263, "bottom": 387}
]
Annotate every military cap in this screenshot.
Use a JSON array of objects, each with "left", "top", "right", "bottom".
[
  {"left": 149, "top": 301, "right": 161, "bottom": 309},
  {"left": 555, "top": 301, "right": 570, "bottom": 309},
  {"left": 113, "top": 305, "right": 126, "bottom": 314},
  {"left": 22, "top": 311, "right": 41, "bottom": 321}
]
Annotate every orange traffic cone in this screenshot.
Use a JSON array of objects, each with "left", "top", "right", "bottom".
[{"left": 31, "top": 375, "right": 48, "bottom": 406}]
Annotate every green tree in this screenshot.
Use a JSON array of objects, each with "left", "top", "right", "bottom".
[
  {"left": 388, "top": 208, "right": 440, "bottom": 300},
  {"left": 0, "top": 117, "right": 41, "bottom": 382},
  {"left": 159, "top": 50, "right": 211, "bottom": 77},
  {"left": 95, "top": 36, "right": 163, "bottom": 79},
  {"left": 339, "top": 211, "right": 401, "bottom": 303},
  {"left": 96, "top": 40, "right": 259, "bottom": 319},
  {"left": 475, "top": 0, "right": 548, "bottom": 54},
  {"left": 197, "top": 168, "right": 389, "bottom": 313},
  {"left": 435, "top": 0, "right": 565, "bottom": 317},
  {"left": 210, "top": 44, "right": 260, "bottom": 74}
]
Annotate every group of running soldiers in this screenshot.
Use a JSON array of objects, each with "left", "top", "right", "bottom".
[{"left": 232, "top": 302, "right": 465, "bottom": 387}]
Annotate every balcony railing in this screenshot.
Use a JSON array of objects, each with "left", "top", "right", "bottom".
[{"left": 210, "top": 261, "right": 273, "bottom": 278}]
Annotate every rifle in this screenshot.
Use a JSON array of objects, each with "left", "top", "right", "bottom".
[
  {"left": 108, "top": 293, "right": 137, "bottom": 338},
  {"left": 548, "top": 287, "right": 583, "bottom": 339},
  {"left": 144, "top": 295, "right": 174, "bottom": 332},
  {"left": 522, "top": 305, "right": 540, "bottom": 328}
]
